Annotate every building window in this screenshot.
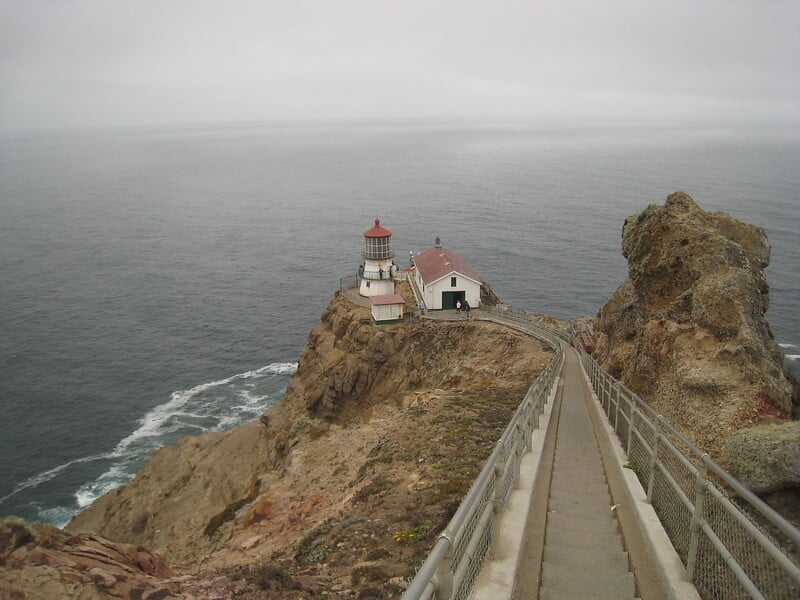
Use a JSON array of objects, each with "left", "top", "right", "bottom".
[
  {"left": 366, "top": 281, "right": 370, "bottom": 288},
  {"left": 451, "top": 277, "right": 457, "bottom": 287}
]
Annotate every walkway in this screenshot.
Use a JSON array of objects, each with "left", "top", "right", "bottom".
[
  {"left": 514, "top": 349, "right": 638, "bottom": 599},
  {"left": 404, "top": 306, "right": 799, "bottom": 600},
  {"left": 458, "top": 308, "right": 668, "bottom": 599}
]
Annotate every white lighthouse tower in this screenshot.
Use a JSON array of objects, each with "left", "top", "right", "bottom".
[{"left": 359, "top": 218, "right": 396, "bottom": 297}]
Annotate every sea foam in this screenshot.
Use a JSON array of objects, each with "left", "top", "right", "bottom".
[
  {"left": 73, "top": 362, "right": 297, "bottom": 512},
  {"left": 0, "top": 363, "right": 296, "bottom": 527}
]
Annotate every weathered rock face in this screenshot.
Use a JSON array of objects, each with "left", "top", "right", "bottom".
[
  {"left": 0, "top": 518, "right": 180, "bottom": 600},
  {"left": 68, "top": 421, "right": 272, "bottom": 565},
  {"left": 726, "top": 422, "right": 800, "bottom": 494},
  {"left": 593, "top": 192, "right": 798, "bottom": 472}
]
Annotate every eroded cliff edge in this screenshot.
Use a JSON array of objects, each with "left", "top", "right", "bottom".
[
  {"left": 51, "top": 290, "right": 555, "bottom": 598},
  {"left": 592, "top": 192, "right": 799, "bottom": 496}
]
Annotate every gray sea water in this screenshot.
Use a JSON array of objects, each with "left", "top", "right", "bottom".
[{"left": 0, "top": 120, "right": 798, "bottom": 527}]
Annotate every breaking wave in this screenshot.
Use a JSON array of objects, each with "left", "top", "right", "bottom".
[{"left": 0, "top": 362, "right": 296, "bottom": 526}]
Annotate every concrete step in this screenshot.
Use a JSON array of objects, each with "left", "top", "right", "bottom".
[
  {"left": 546, "top": 511, "right": 619, "bottom": 535},
  {"left": 548, "top": 492, "right": 613, "bottom": 512},
  {"left": 549, "top": 470, "right": 607, "bottom": 483},
  {"left": 541, "top": 562, "right": 636, "bottom": 598},
  {"left": 549, "top": 479, "right": 608, "bottom": 494},
  {"left": 552, "top": 463, "right": 605, "bottom": 475},
  {"left": 552, "top": 452, "right": 604, "bottom": 464},
  {"left": 549, "top": 476, "right": 609, "bottom": 490},
  {"left": 544, "top": 525, "right": 624, "bottom": 552},
  {"left": 549, "top": 467, "right": 607, "bottom": 479},
  {"left": 549, "top": 462, "right": 605, "bottom": 475},
  {"left": 543, "top": 542, "right": 630, "bottom": 571},
  {"left": 549, "top": 481, "right": 610, "bottom": 498},
  {"left": 539, "top": 584, "right": 639, "bottom": 600},
  {"left": 554, "top": 448, "right": 602, "bottom": 458},
  {"left": 546, "top": 505, "right": 615, "bottom": 523},
  {"left": 554, "top": 445, "right": 602, "bottom": 454},
  {"left": 553, "top": 465, "right": 606, "bottom": 477}
]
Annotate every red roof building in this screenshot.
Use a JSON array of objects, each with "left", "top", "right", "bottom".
[
  {"left": 412, "top": 243, "right": 482, "bottom": 310},
  {"left": 413, "top": 247, "right": 481, "bottom": 287}
]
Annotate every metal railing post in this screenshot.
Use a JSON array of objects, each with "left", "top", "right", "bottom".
[
  {"left": 434, "top": 543, "right": 454, "bottom": 600},
  {"left": 523, "top": 408, "right": 533, "bottom": 452},
  {"left": 595, "top": 361, "right": 601, "bottom": 392},
  {"left": 600, "top": 369, "right": 607, "bottom": 407},
  {"left": 513, "top": 423, "right": 523, "bottom": 483},
  {"left": 493, "top": 443, "right": 506, "bottom": 514},
  {"left": 647, "top": 416, "right": 663, "bottom": 503},
  {"left": 627, "top": 404, "right": 636, "bottom": 458},
  {"left": 686, "top": 454, "right": 709, "bottom": 581}
]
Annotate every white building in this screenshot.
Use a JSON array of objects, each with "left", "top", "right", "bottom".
[
  {"left": 370, "top": 294, "right": 405, "bottom": 324},
  {"left": 413, "top": 240, "right": 482, "bottom": 310},
  {"left": 359, "top": 218, "right": 397, "bottom": 297}
]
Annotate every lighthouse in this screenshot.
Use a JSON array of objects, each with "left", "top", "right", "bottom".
[{"left": 359, "top": 218, "right": 396, "bottom": 297}]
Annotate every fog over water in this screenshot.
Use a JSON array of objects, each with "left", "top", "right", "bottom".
[{"left": 1, "top": 1, "right": 798, "bottom": 132}]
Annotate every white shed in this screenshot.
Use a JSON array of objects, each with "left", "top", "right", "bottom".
[
  {"left": 370, "top": 294, "right": 405, "bottom": 323},
  {"left": 413, "top": 246, "right": 482, "bottom": 311}
]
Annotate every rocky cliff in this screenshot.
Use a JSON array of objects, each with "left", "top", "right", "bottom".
[
  {"left": 8, "top": 193, "right": 797, "bottom": 598},
  {"left": 593, "top": 192, "right": 798, "bottom": 492},
  {"left": 14, "top": 290, "right": 553, "bottom": 599}
]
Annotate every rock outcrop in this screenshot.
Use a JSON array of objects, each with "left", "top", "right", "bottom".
[
  {"left": 726, "top": 421, "right": 800, "bottom": 495},
  {"left": 60, "top": 291, "right": 555, "bottom": 598},
  {"left": 593, "top": 192, "right": 798, "bottom": 478},
  {"left": 0, "top": 518, "right": 181, "bottom": 600}
]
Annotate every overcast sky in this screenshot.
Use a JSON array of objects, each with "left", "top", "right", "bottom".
[{"left": 1, "top": 0, "right": 798, "bottom": 132}]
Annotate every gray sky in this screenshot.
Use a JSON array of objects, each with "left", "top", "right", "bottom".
[{"left": 1, "top": 0, "right": 798, "bottom": 132}]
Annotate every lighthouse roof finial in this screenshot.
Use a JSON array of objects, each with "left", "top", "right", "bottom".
[
  {"left": 435, "top": 235, "right": 442, "bottom": 249},
  {"left": 363, "top": 217, "right": 393, "bottom": 238}
]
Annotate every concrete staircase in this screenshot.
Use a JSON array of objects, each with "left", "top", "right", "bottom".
[
  {"left": 405, "top": 270, "right": 424, "bottom": 311},
  {"left": 536, "top": 353, "right": 637, "bottom": 600}
]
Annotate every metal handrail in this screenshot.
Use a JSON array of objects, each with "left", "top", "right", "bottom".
[
  {"left": 405, "top": 303, "right": 800, "bottom": 599},
  {"left": 405, "top": 271, "right": 425, "bottom": 313},
  {"left": 478, "top": 305, "right": 572, "bottom": 349},
  {"left": 403, "top": 314, "right": 565, "bottom": 600},
  {"left": 579, "top": 349, "right": 800, "bottom": 598}
]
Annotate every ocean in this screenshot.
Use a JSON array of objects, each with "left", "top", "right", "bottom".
[{"left": 1, "top": 120, "right": 798, "bottom": 527}]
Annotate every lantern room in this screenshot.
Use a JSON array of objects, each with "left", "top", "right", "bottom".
[{"left": 359, "top": 218, "right": 397, "bottom": 297}]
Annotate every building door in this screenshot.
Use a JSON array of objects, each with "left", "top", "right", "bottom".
[{"left": 441, "top": 291, "right": 465, "bottom": 309}]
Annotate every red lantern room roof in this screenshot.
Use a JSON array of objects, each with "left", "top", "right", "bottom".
[{"left": 363, "top": 218, "right": 392, "bottom": 238}]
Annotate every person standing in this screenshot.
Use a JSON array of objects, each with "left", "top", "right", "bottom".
[
  {"left": 463, "top": 299, "right": 470, "bottom": 319},
  {"left": 456, "top": 299, "right": 461, "bottom": 315}
]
